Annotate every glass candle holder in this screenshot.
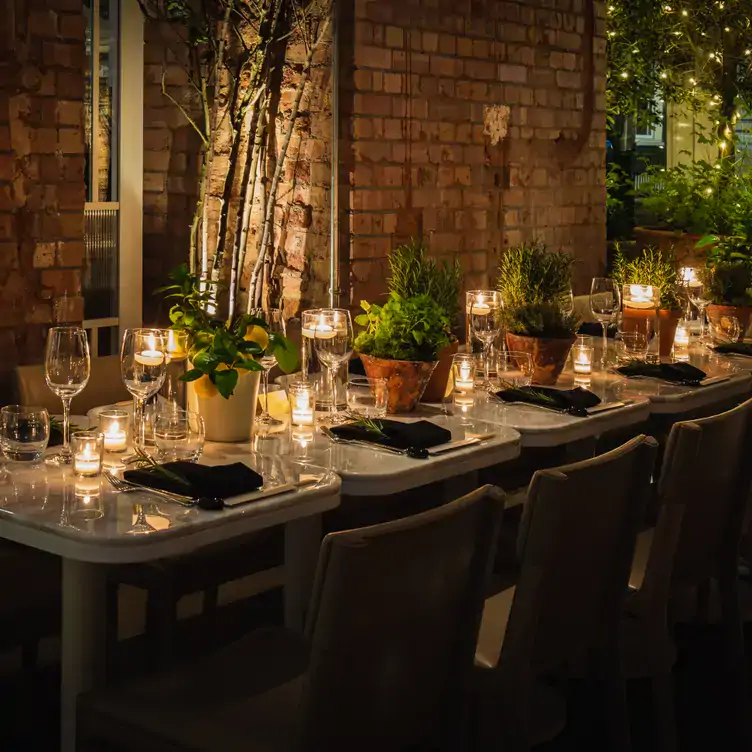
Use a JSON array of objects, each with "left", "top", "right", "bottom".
[
  {"left": 572, "top": 344, "right": 594, "bottom": 375},
  {"left": 72, "top": 432, "right": 104, "bottom": 478},
  {"left": 674, "top": 320, "right": 691, "bottom": 348},
  {"left": 288, "top": 381, "right": 316, "bottom": 427},
  {"left": 452, "top": 353, "right": 476, "bottom": 411},
  {"left": 98, "top": 409, "right": 129, "bottom": 453}
]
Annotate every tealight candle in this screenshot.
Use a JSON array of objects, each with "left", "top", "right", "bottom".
[
  {"left": 679, "top": 267, "right": 698, "bottom": 285},
  {"left": 572, "top": 344, "right": 593, "bottom": 375},
  {"left": 165, "top": 329, "right": 188, "bottom": 362},
  {"left": 470, "top": 295, "right": 491, "bottom": 316},
  {"left": 289, "top": 382, "right": 315, "bottom": 426},
  {"left": 135, "top": 333, "right": 165, "bottom": 366},
  {"left": 674, "top": 322, "right": 690, "bottom": 348},
  {"left": 624, "top": 284, "right": 658, "bottom": 310},
  {"left": 72, "top": 432, "right": 104, "bottom": 478},
  {"left": 98, "top": 409, "right": 129, "bottom": 453}
]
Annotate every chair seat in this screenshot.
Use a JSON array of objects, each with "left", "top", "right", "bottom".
[{"left": 79, "top": 627, "right": 309, "bottom": 752}]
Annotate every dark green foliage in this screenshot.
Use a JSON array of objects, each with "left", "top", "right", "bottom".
[{"left": 611, "top": 243, "right": 683, "bottom": 310}]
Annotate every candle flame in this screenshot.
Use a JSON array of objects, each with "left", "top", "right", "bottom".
[{"left": 147, "top": 333, "right": 157, "bottom": 352}]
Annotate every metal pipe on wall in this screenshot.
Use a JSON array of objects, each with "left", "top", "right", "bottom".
[{"left": 328, "top": 0, "right": 341, "bottom": 307}]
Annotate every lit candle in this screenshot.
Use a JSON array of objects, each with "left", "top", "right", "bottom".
[
  {"left": 99, "top": 409, "right": 129, "bottom": 453},
  {"left": 572, "top": 345, "right": 593, "bottom": 375},
  {"left": 471, "top": 295, "right": 490, "bottom": 316},
  {"left": 626, "top": 284, "right": 657, "bottom": 309},
  {"left": 135, "top": 333, "right": 165, "bottom": 366},
  {"left": 455, "top": 362, "right": 475, "bottom": 391},
  {"left": 289, "top": 382, "right": 315, "bottom": 427},
  {"left": 165, "top": 330, "right": 188, "bottom": 362},
  {"left": 312, "top": 314, "right": 336, "bottom": 339},
  {"left": 72, "top": 431, "right": 104, "bottom": 478},
  {"left": 679, "top": 267, "right": 697, "bottom": 285},
  {"left": 74, "top": 447, "right": 100, "bottom": 477},
  {"left": 674, "top": 322, "right": 690, "bottom": 348}
]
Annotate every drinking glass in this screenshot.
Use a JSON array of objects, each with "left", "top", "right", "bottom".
[
  {"left": 559, "top": 287, "right": 575, "bottom": 316},
  {"left": 346, "top": 377, "right": 388, "bottom": 418},
  {"left": 121, "top": 329, "right": 167, "bottom": 449},
  {"left": 496, "top": 351, "right": 533, "bottom": 388},
  {"left": 300, "top": 308, "right": 323, "bottom": 381},
  {"left": 590, "top": 278, "right": 621, "bottom": 368},
  {"left": 312, "top": 309, "right": 353, "bottom": 425},
  {"left": 469, "top": 290, "right": 502, "bottom": 389},
  {"left": 154, "top": 408, "right": 205, "bottom": 462},
  {"left": 684, "top": 273, "right": 711, "bottom": 341},
  {"left": 620, "top": 331, "right": 651, "bottom": 361},
  {"left": 711, "top": 315, "right": 741, "bottom": 345},
  {"left": 0, "top": 406, "right": 50, "bottom": 463},
  {"left": 249, "top": 309, "right": 285, "bottom": 427},
  {"left": 45, "top": 326, "right": 90, "bottom": 464}
]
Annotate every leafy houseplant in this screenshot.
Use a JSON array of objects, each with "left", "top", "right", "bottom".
[
  {"left": 610, "top": 244, "right": 683, "bottom": 357},
  {"left": 157, "top": 264, "right": 298, "bottom": 441},
  {"left": 496, "top": 241, "right": 579, "bottom": 385},
  {"left": 697, "top": 236, "right": 752, "bottom": 340},
  {"left": 386, "top": 240, "right": 462, "bottom": 400},
  {"left": 355, "top": 293, "right": 451, "bottom": 413}
]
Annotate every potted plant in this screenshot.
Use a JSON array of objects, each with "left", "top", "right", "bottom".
[
  {"left": 157, "top": 264, "right": 298, "bottom": 441},
  {"left": 611, "top": 244, "right": 684, "bottom": 357},
  {"left": 386, "top": 240, "right": 462, "bottom": 401},
  {"left": 698, "top": 236, "right": 752, "bottom": 341},
  {"left": 354, "top": 293, "right": 452, "bottom": 413},
  {"left": 497, "top": 241, "right": 579, "bottom": 385}
]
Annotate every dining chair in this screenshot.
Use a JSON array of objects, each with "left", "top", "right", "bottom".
[
  {"left": 14, "top": 355, "right": 130, "bottom": 415},
  {"left": 77, "top": 484, "right": 505, "bottom": 752},
  {"left": 474, "top": 435, "right": 658, "bottom": 752},
  {"left": 628, "top": 396, "right": 752, "bottom": 751}
]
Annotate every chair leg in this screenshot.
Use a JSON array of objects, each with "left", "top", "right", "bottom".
[
  {"left": 718, "top": 574, "right": 749, "bottom": 750},
  {"left": 651, "top": 669, "right": 677, "bottom": 752}
]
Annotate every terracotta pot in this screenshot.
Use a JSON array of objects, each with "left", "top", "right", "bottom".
[
  {"left": 620, "top": 306, "right": 656, "bottom": 336},
  {"left": 505, "top": 333, "right": 575, "bottom": 386},
  {"left": 658, "top": 309, "right": 682, "bottom": 358},
  {"left": 360, "top": 354, "right": 438, "bottom": 413},
  {"left": 186, "top": 367, "right": 261, "bottom": 442},
  {"left": 706, "top": 304, "right": 752, "bottom": 342},
  {"left": 420, "top": 339, "right": 459, "bottom": 402},
  {"left": 633, "top": 227, "right": 714, "bottom": 268}
]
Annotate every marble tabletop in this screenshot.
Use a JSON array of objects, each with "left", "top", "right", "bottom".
[{"left": 0, "top": 455, "right": 341, "bottom": 564}]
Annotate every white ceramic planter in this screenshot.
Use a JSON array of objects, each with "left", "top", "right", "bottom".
[{"left": 186, "top": 368, "right": 261, "bottom": 442}]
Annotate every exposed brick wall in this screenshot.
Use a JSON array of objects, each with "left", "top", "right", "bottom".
[
  {"left": 0, "top": 0, "right": 86, "bottom": 377},
  {"left": 344, "top": 0, "right": 607, "bottom": 305}
]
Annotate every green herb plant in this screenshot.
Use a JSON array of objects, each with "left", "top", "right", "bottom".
[
  {"left": 156, "top": 264, "right": 298, "bottom": 399},
  {"left": 387, "top": 240, "right": 463, "bottom": 329},
  {"left": 696, "top": 235, "right": 752, "bottom": 307},
  {"left": 354, "top": 293, "right": 452, "bottom": 362},
  {"left": 610, "top": 243, "right": 683, "bottom": 310},
  {"left": 496, "top": 240, "right": 579, "bottom": 338}
]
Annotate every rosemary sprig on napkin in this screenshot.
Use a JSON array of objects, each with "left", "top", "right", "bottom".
[
  {"left": 124, "top": 447, "right": 192, "bottom": 489},
  {"left": 497, "top": 380, "right": 558, "bottom": 405},
  {"left": 348, "top": 417, "right": 388, "bottom": 438}
]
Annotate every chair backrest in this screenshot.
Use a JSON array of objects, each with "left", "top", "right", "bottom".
[
  {"left": 14, "top": 355, "right": 131, "bottom": 415},
  {"left": 502, "top": 435, "right": 657, "bottom": 676},
  {"left": 298, "top": 484, "right": 505, "bottom": 752},
  {"left": 644, "top": 397, "right": 752, "bottom": 596}
]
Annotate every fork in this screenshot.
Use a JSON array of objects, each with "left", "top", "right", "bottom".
[{"left": 103, "top": 470, "right": 197, "bottom": 507}]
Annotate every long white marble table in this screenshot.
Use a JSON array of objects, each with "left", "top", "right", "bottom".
[{"left": 0, "top": 456, "right": 340, "bottom": 752}]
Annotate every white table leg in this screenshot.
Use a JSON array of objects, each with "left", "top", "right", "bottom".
[
  {"left": 61, "top": 558, "right": 107, "bottom": 752},
  {"left": 284, "top": 515, "right": 322, "bottom": 631}
]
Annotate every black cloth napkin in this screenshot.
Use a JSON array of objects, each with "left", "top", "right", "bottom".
[
  {"left": 713, "top": 342, "right": 752, "bottom": 358},
  {"left": 124, "top": 461, "right": 263, "bottom": 502},
  {"left": 331, "top": 419, "right": 451, "bottom": 450},
  {"left": 494, "top": 386, "right": 601, "bottom": 417},
  {"left": 616, "top": 361, "right": 707, "bottom": 385}
]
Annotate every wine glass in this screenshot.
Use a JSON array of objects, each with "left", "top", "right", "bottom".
[
  {"left": 711, "top": 315, "right": 741, "bottom": 345},
  {"left": 249, "top": 308, "right": 286, "bottom": 427},
  {"left": 121, "top": 329, "right": 167, "bottom": 449},
  {"left": 312, "top": 309, "right": 353, "bottom": 425},
  {"left": 589, "top": 278, "right": 621, "bottom": 368},
  {"left": 45, "top": 327, "right": 90, "bottom": 465},
  {"left": 685, "top": 272, "right": 711, "bottom": 342},
  {"left": 496, "top": 351, "right": 533, "bottom": 388},
  {"left": 469, "top": 291, "right": 502, "bottom": 389}
]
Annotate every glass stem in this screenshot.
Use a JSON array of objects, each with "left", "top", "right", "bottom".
[
  {"left": 329, "top": 366, "right": 337, "bottom": 414},
  {"left": 262, "top": 369, "right": 270, "bottom": 416},
  {"left": 134, "top": 397, "right": 145, "bottom": 449},
  {"left": 601, "top": 322, "right": 608, "bottom": 367},
  {"left": 61, "top": 398, "right": 72, "bottom": 457},
  {"left": 484, "top": 344, "right": 492, "bottom": 389}
]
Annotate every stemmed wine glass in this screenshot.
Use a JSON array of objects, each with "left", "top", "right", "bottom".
[
  {"left": 121, "top": 329, "right": 167, "bottom": 449},
  {"left": 249, "top": 308, "right": 286, "bottom": 427},
  {"left": 312, "top": 309, "right": 353, "bottom": 425},
  {"left": 45, "top": 326, "right": 91, "bottom": 465},
  {"left": 469, "top": 291, "right": 502, "bottom": 389},
  {"left": 684, "top": 272, "right": 711, "bottom": 342},
  {"left": 589, "top": 278, "right": 621, "bottom": 368}
]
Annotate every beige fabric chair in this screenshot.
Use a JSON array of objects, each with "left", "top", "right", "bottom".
[
  {"left": 13, "top": 355, "right": 130, "bottom": 416},
  {"left": 628, "top": 397, "right": 752, "bottom": 751},
  {"left": 475, "top": 435, "right": 658, "bottom": 752},
  {"left": 78, "top": 485, "right": 506, "bottom": 752}
]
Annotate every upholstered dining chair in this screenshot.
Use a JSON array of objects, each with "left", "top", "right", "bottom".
[
  {"left": 78, "top": 484, "right": 506, "bottom": 752},
  {"left": 14, "top": 355, "right": 130, "bottom": 415},
  {"left": 474, "top": 435, "right": 658, "bottom": 752},
  {"left": 628, "top": 396, "right": 752, "bottom": 751}
]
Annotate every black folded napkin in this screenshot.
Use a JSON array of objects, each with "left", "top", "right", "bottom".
[
  {"left": 494, "top": 385, "right": 601, "bottom": 417},
  {"left": 578, "top": 322, "right": 617, "bottom": 339},
  {"left": 713, "top": 342, "right": 752, "bottom": 358},
  {"left": 124, "top": 461, "right": 263, "bottom": 508},
  {"left": 616, "top": 361, "right": 707, "bottom": 385},
  {"left": 331, "top": 419, "right": 452, "bottom": 450}
]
